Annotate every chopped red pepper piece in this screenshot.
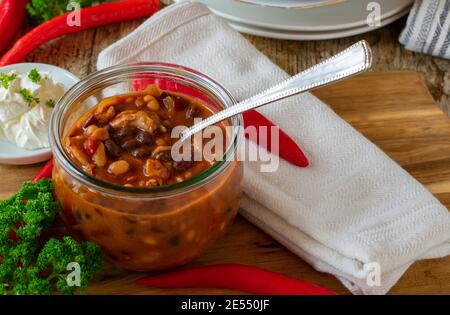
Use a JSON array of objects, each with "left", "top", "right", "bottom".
[{"left": 84, "top": 136, "right": 100, "bottom": 156}]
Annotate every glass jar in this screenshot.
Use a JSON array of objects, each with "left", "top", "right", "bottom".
[{"left": 49, "top": 63, "right": 243, "bottom": 271}]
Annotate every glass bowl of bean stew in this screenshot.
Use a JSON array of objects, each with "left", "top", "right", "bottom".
[{"left": 49, "top": 63, "right": 244, "bottom": 271}]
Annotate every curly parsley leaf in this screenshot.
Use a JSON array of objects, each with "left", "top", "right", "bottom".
[
  {"left": 20, "top": 89, "right": 40, "bottom": 106},
  {"left": 28, "top": 69, "right": 42, "bottom": 84},
  {"left": 45, "top": 99, "right": 56, "bottom": 108},
  {"left": 0, "top": 73, "right": 17, "bottom": 89},
  {"left": 0, "top": 180, "right": 103, "bottom": 295},
  {"left": 27, "top": 0, "right": 107, "bottom": 25}
]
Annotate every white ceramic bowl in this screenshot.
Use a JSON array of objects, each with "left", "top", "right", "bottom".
[{"left": 0, "top": 63, "right": 79, "bottom": 165}]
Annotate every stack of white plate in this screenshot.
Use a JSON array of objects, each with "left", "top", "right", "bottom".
[{"left": 175, "top": 0, "right": 414, "bottom": 40}]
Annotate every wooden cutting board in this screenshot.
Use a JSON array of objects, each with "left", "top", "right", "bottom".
[{"left": 0, "top": 71, "right": 449, "bottom": 294}]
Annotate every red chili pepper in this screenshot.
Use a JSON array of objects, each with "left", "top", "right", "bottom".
[
  {"left": 0, "top": 0, "right": 160, "bottom": 66},
  {"left": 243, "top": 111, "right": 309, "bottom": 167},
  {"left": 133, "top": 77, "right": 309, "bottom": 167},
  {"left": 0, "top": 0, "right": 29, "bottom": 55},
  {"left": 32, "top": 159, "right": 53, "bottom": 183},
  {"left": 136, "top": 264, "right": 335, "bottom": 295}
]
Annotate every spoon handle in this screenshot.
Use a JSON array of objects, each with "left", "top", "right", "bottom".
[{"left": 181, "top": 40, "right": 372, "bottom": 141}]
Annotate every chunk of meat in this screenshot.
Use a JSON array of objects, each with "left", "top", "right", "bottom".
[
  {"left": 67, "top": 137, "right": 93, "bottom": 175},
  {"left": 144, "top": 158, "right": 170, "bottom": 180},
  {"left": 70, "top": 142, "right": 89, "bottom": 166},
  {"left": 96, "top": 98, "right": 119, "bottom": 115},
  {"left": 162, "top": 96, "right": 175, "bottom": 113},
  {"left": 109, "top": 110, "right": 160, "bottom": 135},
  {"left": 151, "top": 145, "right": 171, "bottom": 158},
  {"left": 94, "top": 98, "right": 119, "bottom": 123},
  {"left": 96, "top": 106, "right": 115, "bottom": 124}
]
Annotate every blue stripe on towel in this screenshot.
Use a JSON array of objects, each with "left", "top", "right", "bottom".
[
  {"left": 401, "top": 0, "right": 423, "bottom": 43},
  {"left": 399, "top": 0, "right": 450, "bottom": 59},
  {"left": 427, "top": 1, "right": 450, "bottom": 55},
  {"left": 417, "top": 0, "right": 439, "bottom": 51}
]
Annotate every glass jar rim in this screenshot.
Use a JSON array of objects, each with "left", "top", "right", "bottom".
[{"left": 49, "top": 62, "right": 243, "bottom": 198}]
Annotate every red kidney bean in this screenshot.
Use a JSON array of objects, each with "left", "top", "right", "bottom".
[
  {"left": 136, "top": 130, "right": 154, "bottom": 145},
  {"left": 174, "top": 96, "right": 188, "bottom": 111},
  {"left": 130, "top": 146, "right": 152, "bottom": 158},
  {"left": 121, "top": 138, "right": 141, "bottom": 151},
  {"left": 104, "top": 139, "right": 122, "bottom": 158},
  {"left": 158, "top": 92, "right": 169, "bottom": 101},
  {"left": 155, "top": 151, "right": 172, "bottom": 162},
  {"left": 105, "top": 124, "right": 123, "bottom": 146},
  {"left": 83, "top": 114, "right": 98, "bottom": 129},
  {"left": 173, "top": 160, "right": 193, "bottom": 172},
  {"left": 104, "top": 124, "right": 115, "bottom": 135},
  {"left": 117, "top": 126, "right": 138, "bottom": 138},
  {"left": 186, "top": 105, "right": 200, "bottom": 119}
]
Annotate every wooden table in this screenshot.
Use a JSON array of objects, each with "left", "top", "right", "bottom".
[{"left": 1, "top": 16, "right": 449, "bottom": 295}]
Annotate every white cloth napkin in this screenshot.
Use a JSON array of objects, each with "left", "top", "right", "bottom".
[
  {"left": 400, "top": 0, "right": 450, "bottom": 59},
  {"left": 97, "top": 1, "right": 450, "bottom": 294}
]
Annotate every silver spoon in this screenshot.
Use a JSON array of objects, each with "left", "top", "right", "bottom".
[{"left": 179, "top": 40, "right": 372, "bottom": 142}]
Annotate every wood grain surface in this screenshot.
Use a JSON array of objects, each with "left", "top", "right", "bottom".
[
  {"left": 1, "top": 71, "right": 449, "bottom": 295},
  {"left": 0, "top": 15, "right": 449, "bottom": 294}
]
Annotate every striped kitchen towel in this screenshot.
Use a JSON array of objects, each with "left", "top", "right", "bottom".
[{"left": 399, "top": 0, "right": 450, "bottom": 59}]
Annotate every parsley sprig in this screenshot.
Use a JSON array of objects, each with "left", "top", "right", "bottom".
[
  {"left": 26, "top": 0, "right": 107, "bottom": 25},
  {"left": 20, "top": 89, "right": 40, "bottom": 106},
  {"left": 45, "top": 99, "right": 56, "bottom": 108},
  {"left": 0, "top": 180, "right": 103, "bottom": 295},
  {"left": 28, "top": 69, "right": 42, "bottom": 84},
  {"left": 0, "top": 73, "right": 17, "bottom": 89}
]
